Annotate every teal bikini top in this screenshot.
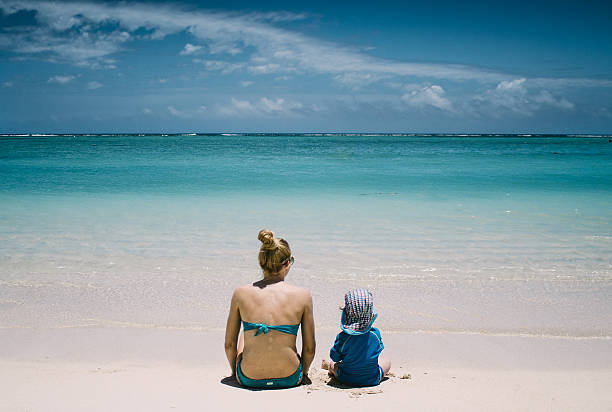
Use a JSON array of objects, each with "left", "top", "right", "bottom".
[{"left": 243, "top": 321, "right": 299, "bottom": 336}]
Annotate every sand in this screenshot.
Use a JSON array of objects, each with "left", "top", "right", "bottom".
[{"left": 1, "top": 327, "right": 611, "bottom": 411}]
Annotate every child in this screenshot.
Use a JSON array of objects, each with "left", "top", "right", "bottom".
[{"left": 321, "top": 288, "right": 391, "bottom": 387}]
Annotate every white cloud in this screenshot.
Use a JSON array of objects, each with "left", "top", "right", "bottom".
[
  {"left": 168, "top": 106, "right": 189, "bottom": 118},
  {"left": 496, "top": 78, "right": 526, "bottom": 92},
  {"left": 529, "top": 77, "right": 612, "bottom": 89},
  {"left": 384, "top": 81, "right": 405, "bottom": 90},
  {"left": 195, "top": 59, "right": 245, "bottom": 74},
  {"left": 47, "top": 75, "right": 75, "bottom": 84},
  {"left": 401, "top": 85, "right": 452, "bottom": 111},
  {"left": 142, "top": 107, "right": 152, "bottom": 114},
  {"left": 473, "top": 78, "right": 575, "bottom": 116},
  {"left": 8, "top": 16, "right": 130, "bottom": 69},
  {"left": 2, "top": 81, "right": 13, "bottom": 87},
  {"left": 241, "top": 81, "right": 254, "bottom": 87},
  {"left": 334, "top": 72, "right": 388, "bottom": 89},
  {"left": 209, "top": 44, "right": 243, "bottom": 56},
  {"left": 166, "top": 105, "right": 206, "bottom": 118},
  {"left": 180, "top": 43, "right": 202, "bottom": 55},
  {"left": 273, "top": 50, "right": 295, "bottom": 59},
  {"left": 87, "top": 81, "right": 102, "bottom": 89},
  {"left": 531, "top": 90, "right": 574, "bottom": 110},
  {"left": 248, "top": 63, "right": 282, "bottom": 75},
  {"left": 245, "top": 11, "right": 309, "bottom": 23},
  {"left": 260, "top": 97, "right": 302, "bottom": 112},
  {"left": 77, "top": 58, "right": 117, "bottom": 70},
  {"left": 217, "top": 97, "right": 304, "bottom": 117}
]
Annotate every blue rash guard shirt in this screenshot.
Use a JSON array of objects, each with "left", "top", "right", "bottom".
[{"left": 329, "top": 327, "right": 384, "bottom": 387}]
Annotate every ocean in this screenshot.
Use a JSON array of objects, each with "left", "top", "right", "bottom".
[{"left": 1, "top": 134, "right": 611, "bottom": 337}]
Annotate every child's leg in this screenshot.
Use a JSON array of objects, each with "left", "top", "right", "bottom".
[
  {"left": 321, "top": 358, "right": 339, "bottom": 377},
  {"left": 378, "top": 356, "right": 391, "bottom": 375}
]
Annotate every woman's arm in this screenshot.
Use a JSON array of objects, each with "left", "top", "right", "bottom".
[
  {"left": 224, "top": 289, "right": 241, "bottom": 376},
  {"left": 300, "top": 291, "right": 316, "bottom": 378}
]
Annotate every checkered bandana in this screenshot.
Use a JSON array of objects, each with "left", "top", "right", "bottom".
[{"left": 342, "top": 289, "right": 375, "bottom": 332}]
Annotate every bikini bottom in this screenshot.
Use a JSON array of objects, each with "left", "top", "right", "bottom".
[{"left": 236, "top": 357, "right": 302, "bottom": 389}]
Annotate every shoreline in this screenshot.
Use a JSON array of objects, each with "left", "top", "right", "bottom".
[
  {"left": 3, "top": 323, "right": 611, "bottom": 338},
  {"left": 3, "top": 326, "right": 610, "bottom": 366}
]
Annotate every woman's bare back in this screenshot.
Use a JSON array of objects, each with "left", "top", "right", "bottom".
[{"left": 236, "top": 281, "right": 311, "bottom": 378}]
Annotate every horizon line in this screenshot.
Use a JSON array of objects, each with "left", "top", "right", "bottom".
[{"left": 2, "top": 132, "right": 612, "bottom": 138}]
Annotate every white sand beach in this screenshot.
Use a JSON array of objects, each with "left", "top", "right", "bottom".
[{"left": 1, "top": 327, "right": 610, "bottom": 411}]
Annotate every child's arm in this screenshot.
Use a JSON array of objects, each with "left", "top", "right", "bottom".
[
  {"left": 329, "top": 332, "right": 346, "bottom": 362},
  {"left": 372, "top": 327, "right": 384, "bottom": 350}
]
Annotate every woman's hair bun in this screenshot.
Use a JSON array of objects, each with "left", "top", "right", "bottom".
[
  {"left": 257, "top": 229, "right": 291, "bottom": 274},
  {"left": 258, "top": 229, "right": 277, "bottom": 250}
]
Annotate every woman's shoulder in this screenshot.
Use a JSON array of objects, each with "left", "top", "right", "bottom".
[
  {"left": 233, "top": 284, "right": 249, "bottom": 294},
  {"left": 284, "top": 283, "right": 311, "bottom": 295},
  {"left": 283, "top": 284, "right": 313, "bottom": 304},
  {"left": 231, "top": 284, "right": 254, "bottom": 300}
]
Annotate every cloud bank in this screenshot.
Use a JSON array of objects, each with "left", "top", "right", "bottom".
[
  {"left": 47, "top": 75, "right": 75, "bottom": 84},
  {"left": 0, "top": 0, "right": 513, "bottom": 83},
  {"left": 0, "top": 0, "right": 607, "bottom": 125},
  {"left": 472, "top": 78, "right": 575, "bottom": 117},
  {"left": 217, "top": 97, "right": 304, "bottom": 117}
]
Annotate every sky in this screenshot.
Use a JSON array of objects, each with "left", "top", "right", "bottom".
[{"left": 1, "top": 0, "right": 611, "bottom": 133}]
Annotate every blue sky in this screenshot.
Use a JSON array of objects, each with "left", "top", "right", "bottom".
[{"left": 1, "top": 0, "right": 611, "bottom": 133}]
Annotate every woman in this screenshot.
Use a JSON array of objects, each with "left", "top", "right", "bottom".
[{"left": 224, "top": 230, "right": 316, "bottom": 388}]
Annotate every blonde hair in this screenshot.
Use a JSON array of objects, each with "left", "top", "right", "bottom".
[{"left": 258, "top": 229, "right": 291, "bottom": 275}]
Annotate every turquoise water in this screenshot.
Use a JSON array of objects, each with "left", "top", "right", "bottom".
[
  {"left": 2, "top": 135, "right": 611, "bottom": 196},
  {"left": 1, "top": 135, "right": 611, "bottom": 336}
]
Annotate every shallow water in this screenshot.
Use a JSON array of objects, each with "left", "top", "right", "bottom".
[{"left": 1, "top": 135, "right": 611, "bottom": 336}]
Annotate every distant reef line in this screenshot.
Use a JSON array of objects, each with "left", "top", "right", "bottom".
[{"left": 2, "top": 133, "right": 611, "bottom": 138}]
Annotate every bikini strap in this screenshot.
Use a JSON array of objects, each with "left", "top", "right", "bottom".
[{"left": 243, "top": 321, "right": 299, "bottom": 336}]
